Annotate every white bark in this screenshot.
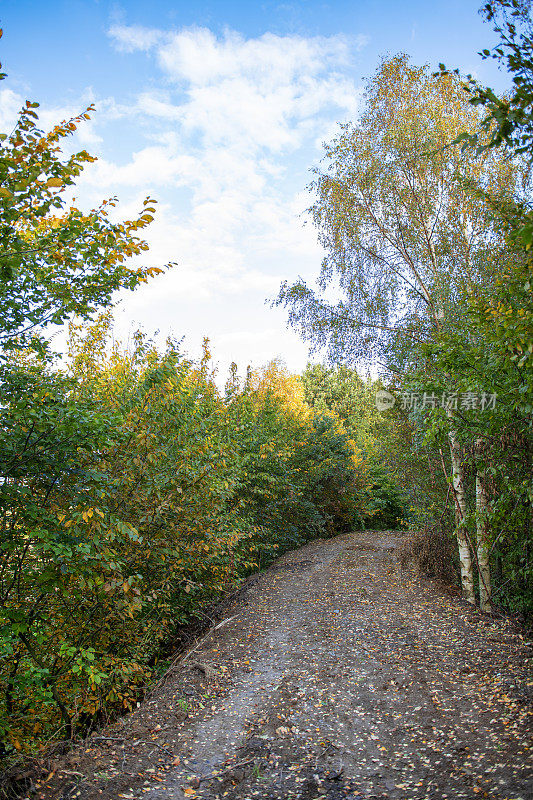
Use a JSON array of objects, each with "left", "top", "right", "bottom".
[
  {"left": 476, "top": 439, "right": 492, "bottom": 612},
  {"left": 448, "top": 427, "right": 475, "bottom": 604}
]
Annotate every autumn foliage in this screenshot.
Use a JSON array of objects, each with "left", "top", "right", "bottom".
[
  {"left": 0, "top": 314, "right": 374, "bottom": 758},
  {"left": 0, "top": 49, "right": 367, "bottom": 763}
]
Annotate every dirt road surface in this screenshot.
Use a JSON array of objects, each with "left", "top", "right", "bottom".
[{"left": 42, "top": 531, "right": 532, "bottom": 800}]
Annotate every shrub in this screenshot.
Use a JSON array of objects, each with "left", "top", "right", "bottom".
[{"left": 398, "top": 524, "right": 458, "bottom": 585}]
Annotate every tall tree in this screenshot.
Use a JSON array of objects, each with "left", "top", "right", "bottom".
[
  {"left": 433, "top": 0, "right": 533, "bottom": 613},
  {"left": 276, "top": 54, "right": 522, "bottom": 603}
]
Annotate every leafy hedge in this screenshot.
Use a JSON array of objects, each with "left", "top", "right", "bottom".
[{"left": 0, "top": 324, "right": 374, "bottom": 760}]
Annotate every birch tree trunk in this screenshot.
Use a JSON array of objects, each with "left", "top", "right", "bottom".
[
  {"left": 448, "top": 427, "right": 475, "bottom": 604},
  {"left": 476, "top": 438, "right": 492, "bottom": 612}
]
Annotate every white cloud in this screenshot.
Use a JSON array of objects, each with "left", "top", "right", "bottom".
[
  {"left": 140, "top": 27, "right": 359, "bottom": 156},
  {"left": 354, "top": 33, "right": 370, "bottom": 51},
  {"left": 5, "top": 23, "right": 367, "bottom": 373},
  {"left": 98, "top": 24, "right": 363, "bottom": 207},
  {"left": 108, "top": 24, "right": 163, "bottom": 53},
  {"left": 96, "top": 25, "right": 366, "bottom": 373},
  {"left": 81, "top": 146, "right": 196, "bottom": 189},
  {"left": 157, "top": 27, "right": 350, "bottom": 87},
  {"left": 0, "top": 88, "right": 24, "bottom": 130}
]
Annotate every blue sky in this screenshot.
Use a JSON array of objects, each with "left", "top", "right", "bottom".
[{"left": 0, "top": 1, "right": 508, "bottom": 377}]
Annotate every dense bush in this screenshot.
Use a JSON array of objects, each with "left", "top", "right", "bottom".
[
  {"left": 0, "top": 324, "right": 373, "bottom": 760},
  {"left": 0, "top": 65, "right": 378, "bottom": 763}
]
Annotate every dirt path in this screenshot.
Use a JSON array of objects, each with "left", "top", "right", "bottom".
[{"left": 42, "top": 531, "right": 532, "bottom": 800}]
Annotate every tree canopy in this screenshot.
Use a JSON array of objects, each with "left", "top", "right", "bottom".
[{"left": 277, "top": 50, "right": 532, "bottom": 615}]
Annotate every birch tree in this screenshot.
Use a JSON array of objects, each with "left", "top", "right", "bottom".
[
  {"left": 475, "top": 439, "right": 492, "bottom": 612},
  {"left": 276, "top": 54, "right": 520, "bottom": 603}
]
